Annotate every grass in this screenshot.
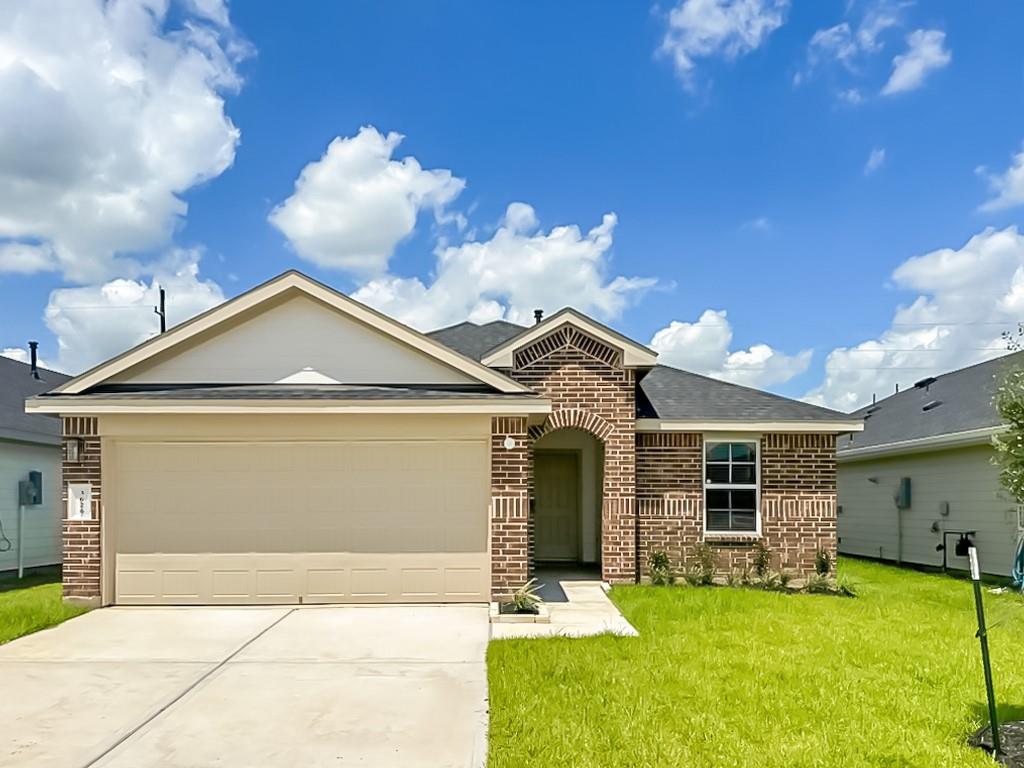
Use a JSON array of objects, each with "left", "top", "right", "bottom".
[
  {"left": 487, "top": 558, "right": 1024, "bottom": 768},
  {"left": 0, "top": 566, "right": 89, "bottom": 645}
]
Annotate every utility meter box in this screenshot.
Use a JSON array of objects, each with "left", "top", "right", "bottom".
[
  {"left": 895, "top": 477, "right": 912, "bottom": 509},
  {"left": 18, "top": 471, "right": 42, "bottom": 506}
]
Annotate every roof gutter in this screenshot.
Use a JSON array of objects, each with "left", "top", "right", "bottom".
[
  {"left": 635, "top": 418, "right": 864, "bottom": 434},
  {"left": 837, "top": 425, "right": 1004, "bottom": 462}
]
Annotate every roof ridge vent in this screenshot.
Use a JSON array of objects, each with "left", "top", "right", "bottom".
[{"left": 921, "top": 400, "right": 943, "bottom": 412}]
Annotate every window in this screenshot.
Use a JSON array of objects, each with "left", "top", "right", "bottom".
[{"left": 704, "top": 441, "right": 758, "bottom": 533}]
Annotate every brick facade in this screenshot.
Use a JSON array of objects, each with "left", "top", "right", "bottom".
[
  {"left": 636, "top": 431, "right": 837, "bottom": 578},
  {"left": 61, "top": 417, "right": 102, "bottom": 604},
  {"left": 58, "top": 329, "right": 838, "bottom": 605},
  {"left": 500, "top": 325, "right": 638, "bottom": 586}
]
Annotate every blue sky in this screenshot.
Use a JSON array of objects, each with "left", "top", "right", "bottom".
[{"left": 2, "top": 0, "right": 1024, "bottom": 411}]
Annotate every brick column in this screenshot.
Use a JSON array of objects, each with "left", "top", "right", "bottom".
[
  {"left": 636, "top": 432, "right": 703, "bottom": 573},
  {"left": 601, "top": 420, "right": 638, "bottom": 584},
  {"left": 62, "top": 417, "right": 102, "bottom": 605},
  {"left": 760, "top": 433, "right": 837, "bottom": 574},
  {"left": 490, "top": 416, "right": 529, "bottom": 600}
]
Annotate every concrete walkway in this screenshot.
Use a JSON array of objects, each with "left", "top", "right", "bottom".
[
  {"left": 490, "top": 580, "right": 639, "bottom": 639},
  {"left": 0, "top": 605, "right": 489, "bottom": 768}
]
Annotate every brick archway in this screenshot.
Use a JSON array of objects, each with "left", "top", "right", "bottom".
[{"left": 528, "top": 408, "right": 615, "bottom": 443}]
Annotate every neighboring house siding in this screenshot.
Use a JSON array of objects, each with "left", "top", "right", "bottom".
[
  {"left": 838, "top": 445, "right": 1020, "bottom": 576},
  {"left": 636, "top": 432, "right": 837, "bottom": 576},
  {"left": 509, "top": 327, "right": 638, "bottom": 584},
  {"left": 0, "top": 440, "right": 62, "bottom": 571},
  {"left": 62, "top": 417, "right": 102, "bottom": 601}
]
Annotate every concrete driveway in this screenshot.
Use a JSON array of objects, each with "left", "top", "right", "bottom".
[{"left": 0, "top": 605, "right": 489, "bottom": 768}]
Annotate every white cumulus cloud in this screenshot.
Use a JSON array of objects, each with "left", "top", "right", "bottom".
[
  {"left": 806, "top": 226, "right": 1024, "bottom": 411},
  {"left": 650, "top": 309, "right": 812, "bottom": 387},
  {"left": 881, "top": 29, "right": 951, "bottom": 96},
  {"left": 979, "top": 145, "right": 1024, "bottom": 212},
  {"left": 44, "top": 250, "right": 225, "bottom": 374},
  {"left": 659, "top": 0, "right": 789, "bottom": 87},
  {"left": 269, "top": 127, "right": 466, "bottom": 276},
  {"left": 352, "top": 203, "right": 656, "bottom": 331},
  {"left": 0, "top": 0, "right": 249, "bottom": 282}
]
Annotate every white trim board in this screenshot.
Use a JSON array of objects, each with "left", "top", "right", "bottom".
[
  {"left": 636, "top": 419, "right": 864, "bottom": 434},
  {"left": 837, "top": 425, "right": 1004, "bottom": 462},
  {"left": 26, "top": 397, "right": 552, "bottom": 417},
  {"left": 53, "top": 271, "right": 532, "bottom": 396}
]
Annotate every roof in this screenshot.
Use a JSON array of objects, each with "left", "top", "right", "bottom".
[
  {"left": 428, "top": 320, "right": 858, "bottom": 429},
  {"left": 638, "top": 364, "right": 854, "bottom": 423},
  {"left": 839, "top": 352, "right": 1021, "bottom": 456},
  {"left": 426, "top": 320, "right": 526, "bottom": 360},
  {"left": 0, "top": 355, "right": 70, "bottom": 445}
]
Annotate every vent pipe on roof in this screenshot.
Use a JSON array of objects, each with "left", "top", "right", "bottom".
[
  {"left": 28, "top": 341, "right": 39, "bottom": 380},
  {"left": 533, "top": 309, "right": 544, "bottom": 325}
]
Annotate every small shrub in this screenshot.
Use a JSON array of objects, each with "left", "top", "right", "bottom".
[
  {"left": 506, "top": 578, "right": 544, "bottom": 613},
  {"left": 738, "top": 564, "right": 754, "bottom": 586},
  {"left": 835, "top": 574, "right": 859, "bottom": 597},
  {"left": 815, "top": 549, "right": 833, "bottom": 577},
  {"left": 753, "top": 540, "right": 772, "bottom": 579},
  {"left": 725, "top": 569, "right": 742, "bottom": 588},
  {"left": 805, "top": 573, "right": 833, "bottom": 594},
  {"left": 648, "top": 550, "right": 676, "bottom": 586},
  {"left": 778, "top": 571, "right": 792, "bottom": 589},
  {"left": 684, "top": 543, "right": 717, "bottom": 586}
]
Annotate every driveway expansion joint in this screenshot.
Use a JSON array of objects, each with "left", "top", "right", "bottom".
[{"left": 79, "top": 608, "right": 297, "bottom": 768}]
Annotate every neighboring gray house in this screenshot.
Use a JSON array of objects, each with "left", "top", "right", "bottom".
[
  {"left": 0, "top": 352, "right": 69, "bottom": 572},
  {"left": 837, "top": 352, "right": 1024, "bottom": 576}
]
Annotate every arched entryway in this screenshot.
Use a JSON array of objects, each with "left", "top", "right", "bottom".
[{"left": 532, "top": 427, "right": 604, "bottom": 568}]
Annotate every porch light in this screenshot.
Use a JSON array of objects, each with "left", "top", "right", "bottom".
[
  {"left": 66, "top": 437, "right": 84, "bottom": 463},
  {"left": 503, "top": 436, "right": 516, "bottom": 450}
]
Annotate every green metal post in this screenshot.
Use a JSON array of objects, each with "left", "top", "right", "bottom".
[{"left": 969, "top": 546, "right": 1001, "bottom": 756}]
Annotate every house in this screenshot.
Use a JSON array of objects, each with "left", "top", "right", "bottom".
[
  {"left": 1, "top": 351, "right": 70, "bottom": 573},
  {"left": 837, "top": 353, "right": 1024, "bottom": 576},
  {"left": 27, "top": 271, "right": 862, "bottom": 606}
]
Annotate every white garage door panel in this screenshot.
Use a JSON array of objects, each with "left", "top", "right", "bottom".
[{"left": 112, "top": 440, "right": 489, "bottom": 604}]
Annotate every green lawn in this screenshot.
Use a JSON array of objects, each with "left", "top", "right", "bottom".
[
  {"left": 488, "top": 559, "right": 1024, "bottom": 768},
  {"left": 0, "top": 567, "right": 89, "bottom": 645}
]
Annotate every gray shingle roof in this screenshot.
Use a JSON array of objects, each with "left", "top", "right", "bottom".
[
  {"left": 426, "top": 320, "right": 526, "bottom": 360},
  {"left": 838, "top": 352, "right": 1021, "bottom": 454},
  {"left": 1, "top": 355, "right": 70, "bottom": 444},
  {"left": 638, "top": 365, "right": 853, "bottom": 422},
  {"left": 427, "top": 319, "right": 854, "bottom": 424},
  {"left": 46, "top": 384, "right": 538, "bottom": 402}
]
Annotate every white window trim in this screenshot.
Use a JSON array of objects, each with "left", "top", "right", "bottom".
[{"left": 702, "top": 438, "right": 761, "bottom": 537}]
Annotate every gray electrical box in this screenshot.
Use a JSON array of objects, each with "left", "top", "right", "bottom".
[
  {"left": 18, "top": 471, "right": 42, "bottom": 506},
  {"left": 895, "top": 477, "right": 911, "bottom": 509}
]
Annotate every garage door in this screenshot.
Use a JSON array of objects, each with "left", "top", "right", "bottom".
[{"left": 110, "top": 440, "right": 489, "bottom": 604}]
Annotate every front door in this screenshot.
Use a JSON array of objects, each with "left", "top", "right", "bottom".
[{"left": 534, "top": 451, "right": 579, "bottom": 561}]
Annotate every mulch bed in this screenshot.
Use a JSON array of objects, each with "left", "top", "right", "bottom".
[{"left": 970, "top": 721, "right": 1024, "bottom": 767}]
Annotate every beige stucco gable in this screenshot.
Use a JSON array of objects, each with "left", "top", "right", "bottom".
[
  {"left": 109, "top": 292, "right": 478, "bottom": 386},
  {"left": 52, "top": 271, "right": 532, "bottom": 394}
]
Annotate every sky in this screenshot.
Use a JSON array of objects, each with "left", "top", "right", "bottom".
[{"left": 2, "top": 0, "right": 1024, "bottom": 412}]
